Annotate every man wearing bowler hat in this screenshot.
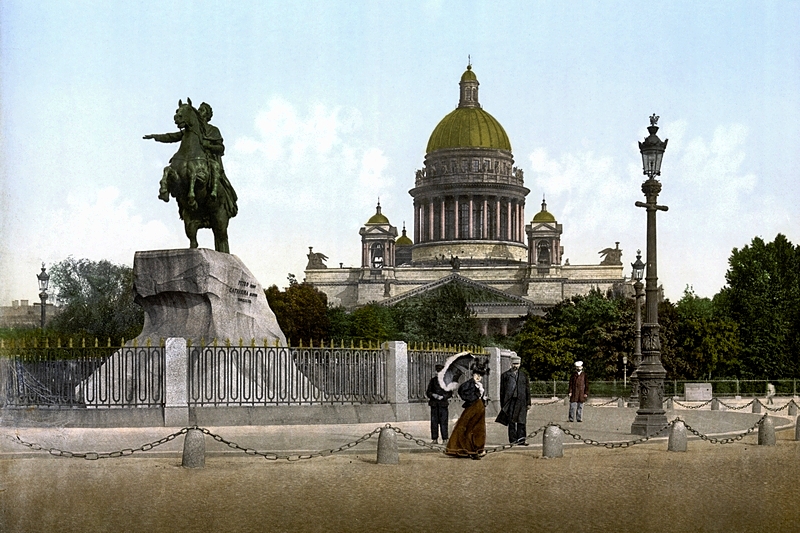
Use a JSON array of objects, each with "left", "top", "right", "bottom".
[
  {"left": 568, "top": 361, "right": 589, "bottom": 422},
  {"left": 426, "top": 363, "right": 452, "bottom": 444}
]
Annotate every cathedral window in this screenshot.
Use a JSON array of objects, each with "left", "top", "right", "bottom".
[
  {"left": 371, "top": 243, "right": 384, "bottom": 269},
  {"left": 472, "top": 160, "right": 479, "bottom": 172}
]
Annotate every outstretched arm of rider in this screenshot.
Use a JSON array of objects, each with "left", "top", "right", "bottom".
[{"left": 143, "top": 131, "right": 183, "bottom": 143}]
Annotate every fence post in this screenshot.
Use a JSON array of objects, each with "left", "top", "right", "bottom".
[
  {"left": 0, "top": 356, "right": 9, "bottom": 408},
  {"left": 376, "top": 427, "right": 399, "bottom": 464},
  {"left": 795, "top": 415, "right": 800, "bottom": 442},
  {"left": 182, "top": 428, "right": 205, "bottom": 468},
  {"left": 385, "top": 341, "right": 409, "bottom": 422},
  {"left": 758, "top": 416, "right": 776, "bottom": 446},
  {"left": 668, "top": 420, "right": 687, "bottom": 452},
  {"left": 484, "top": 347, "right": 503, "bottom": 413},
  {"left": 542, "top": 425, "right": 563, "bottom": 458},
  {"left": 164, "top": 337, "right": 189, "bottom": 427}
]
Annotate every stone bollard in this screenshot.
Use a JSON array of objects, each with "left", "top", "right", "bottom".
[
  {"left": 795, "top": 415, "right": 800, "bottom": 442},
  {"left": 789, "top": 401, "right": 798, "bottom": 417},
  {"left": 617, "top": 398, "right": 624, "bottom": 408},
  {"left": 542, "top": 425, "right": 563, "bottom": 458},
  {"left": 181, "top": 428, "right": 205, "bottom": 469},
  {"left": 752, "top": 399, "right": 762, "bottom": 414},
  {"left": 711, "top": 398, "right": 719, "bottom": 411},
  {"left": 668, "top": 420, "right": 687, "bottom": 452},
  {"left": 758, "top": 416, "right": 776, "bottom": 446},
  {"left": 666, "top": 397, "right": 673, "bottom": 410},
  {"left": 376, "top": 427, "right": 399, "bottom": 464},
  {"left": 563, "top": 395, "right": 569, "bottom": 406}
]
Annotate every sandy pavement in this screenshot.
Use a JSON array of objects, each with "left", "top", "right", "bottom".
[{"left": 1, "top": 428, "right": 798, "bottom": 533}]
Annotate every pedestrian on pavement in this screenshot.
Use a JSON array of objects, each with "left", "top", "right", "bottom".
[
  {"left": 568, "top": 361, "right": 589, "bottom": 422},
  {"left": 766, "top": 382, "right": 776, "bottom": 405},
  {"left": 427, "top": 363, "right": 453, "bottom": 444},
  {"left": 496, "top": 355, "right": 531, "bottom": 445},
  {"left": 446, "top": 365, "right": 489, "bottom": 460}
]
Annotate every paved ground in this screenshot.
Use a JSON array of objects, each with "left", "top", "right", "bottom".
[{"left": 1, "top": 402, "right": 798, "bottom": 532}]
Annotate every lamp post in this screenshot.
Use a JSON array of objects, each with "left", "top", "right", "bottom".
[
  {"left": 628, "top": 250, "right": 645, "bottom": 406},
  {"left": 37, "top": 263, "right": 50, "bottom": 330},
  {"left": 623, "top": 355, "right": 627, "bottom": 389},
  {"left": 631, "top": 115, "right": 669, "bottom": 435}
]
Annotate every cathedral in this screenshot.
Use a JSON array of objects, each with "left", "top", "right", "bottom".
[{"left": 304, "top": 64, "right": 625, "bottom": 335}]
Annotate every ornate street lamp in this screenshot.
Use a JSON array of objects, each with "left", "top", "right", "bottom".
[
  {"left": 628, "top": 250, "right": 645, "bottom": 406},
  {"left": 37, "top": 263, "right": 50, "bottom": 330},
  {"left": 631, "top": 115, "right": 669, "bottom": 435}
]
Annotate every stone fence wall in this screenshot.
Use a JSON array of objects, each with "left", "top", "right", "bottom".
[{"left": 1, "top": 341, "right": 516, "bottom": 428}]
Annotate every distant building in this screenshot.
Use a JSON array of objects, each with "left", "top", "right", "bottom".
[
  {"left": 0, "top": 300, "right": 60, "bottom": 329},
  {"left": 304, "top": 65, "right": 625, "bottom": 335}
]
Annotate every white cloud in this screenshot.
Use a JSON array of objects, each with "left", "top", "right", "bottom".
[
  {"left": 1, "top": 186, "right": 178, "bottom": 303},
  {"left": 525, "top": 121, "right": 788, "bottom": 301},
  {"left": 222, "top": 98, "right": 397, "bottom": 288}
]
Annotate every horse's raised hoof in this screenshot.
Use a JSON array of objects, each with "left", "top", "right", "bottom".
[{"left": 158, "top": 190, "right": 170, "bottom": 202}]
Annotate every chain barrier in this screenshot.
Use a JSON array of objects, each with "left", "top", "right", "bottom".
[
  {"left": 198, "top": 425, "right": 385, "bottom": 461},
  {"left": 680, "top": 413, "right": 768, "bottom": 444},
  {"left": 555, "top": 421, "right": 673, "bottom": 448},
  {"left": 587, "top": 397, "right": 622, "bottom": 407},
  {"left": 483, "top": 424, "right": 550, "bottom": 455},
  {"left": 2, "top": 409, "right": 785, "bottom": 461},
  {"left": 3, "top": 428, "right": 189, "bottom": 460},
  {"left": 530, "top": 398, "right": 564, "bottom": 406},
  {"left": 716, "top": 398, "right": 756, "bottom": 411},
  {"left": 673, "top": 398, "right": 714, "bottom": 409},
  {"left": 760, "top": 399, "right": 797, "bottom": 413}
]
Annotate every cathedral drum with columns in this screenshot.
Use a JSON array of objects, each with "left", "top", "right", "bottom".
[{"left": 304, "top": 64, "right": 626, "bottom": 335}]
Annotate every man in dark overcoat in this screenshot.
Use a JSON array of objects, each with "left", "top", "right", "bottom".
[
  {"left": 568, "top": 360, "right": 589, "bottom": 422},
  {"left": 498, "top": 355, "right": 531, "bottom": 445},
  {"left": 426, "top": 363, "right": 452, "bottom": 444}
]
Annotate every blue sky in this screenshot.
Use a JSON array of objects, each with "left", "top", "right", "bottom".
[{"left": 1, "top": 1, "right": 798, "bottom": 304}]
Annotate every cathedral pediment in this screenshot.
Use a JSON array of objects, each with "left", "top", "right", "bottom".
[{"left": 379, "top": 272, "right": 534, "bottom": 312}]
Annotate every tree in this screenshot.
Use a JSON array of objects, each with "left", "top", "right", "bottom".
[
  {"left": 714, "top": 234, "right": 800, "bottom": 377},
  {"left": 48, "top": 257, "right": 143, "bottom": 340},
  {"left": 264, "top": 274, "right": 330, "bottom": 344},
  {"left": 671, "top": 286, "right": 741, "bottom": 379},
  {"left": 513, "top": 290, "right": 632, "bottom": 380},
  {"left": 392, "top": 282, "right": 482, "bottom": 345}
]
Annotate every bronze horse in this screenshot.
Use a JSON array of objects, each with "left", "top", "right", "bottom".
[{"left": 145, "top": 98, "right": 237, "bottom": 253}]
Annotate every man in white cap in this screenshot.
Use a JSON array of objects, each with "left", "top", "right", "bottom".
[{"left": 568, "top": 361, "right": 589, "bottom": 422}]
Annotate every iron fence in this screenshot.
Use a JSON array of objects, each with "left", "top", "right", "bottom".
[
  {"left": 529, "top": 379, "right": 800, "bottom": 399},
  {"left": 188, "top": 345, "right": 387, "bottom": 405},
  {"left": 407, "top": 349, "right": 490, "bottom": 403},
  {"left": 2, "top": 345, "right": 164, "bottom": 408}
]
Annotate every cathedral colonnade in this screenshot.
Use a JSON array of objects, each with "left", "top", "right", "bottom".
[{"left": 413, "top": 195, "right": 526, "bottom": 243}]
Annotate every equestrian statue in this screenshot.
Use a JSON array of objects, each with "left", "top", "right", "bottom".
[{"left": 144, "top": 99, "right": 238, "bottom": 253}]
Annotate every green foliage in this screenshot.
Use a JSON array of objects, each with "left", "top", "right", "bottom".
[
  {"left": 347, "top": 304, "right": 399, "bottom": 341},
  {"left": 513, "top": 290, "right": 632, "bottom": 380},
  {"left": 671, "top": 286, "right": 741, "bottom": 379},
  {"left": 391, "top": 282, "right": 482, "bottom": 345},
  {"left": 264, "top": 274, "right": 330, "bottom": 344},
  {"left": 714, "top": 234, "right": 800, "bottom": 378},
  {"left": 47, "top": 257, "right": 143, "bottom": 340}
]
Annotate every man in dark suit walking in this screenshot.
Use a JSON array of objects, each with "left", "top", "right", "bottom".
[{"left": 498, "top": 355, "right": 531, "bottom": 445}]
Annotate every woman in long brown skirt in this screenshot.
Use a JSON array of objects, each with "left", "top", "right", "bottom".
[{"left": 445, "top": 368, "right": 487, "bottom": 460}]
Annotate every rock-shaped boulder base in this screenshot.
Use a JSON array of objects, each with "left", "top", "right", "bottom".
[{"left": 133, "top": 248, "right": 286, "bottom": 346}]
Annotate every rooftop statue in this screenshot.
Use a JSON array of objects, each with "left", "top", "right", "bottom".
[
  {"left": 144, "top": 99, "right": 238, "bottom": 253},
  {"left": 599, "top": 242, "right": 623, "bottom": 265}
]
